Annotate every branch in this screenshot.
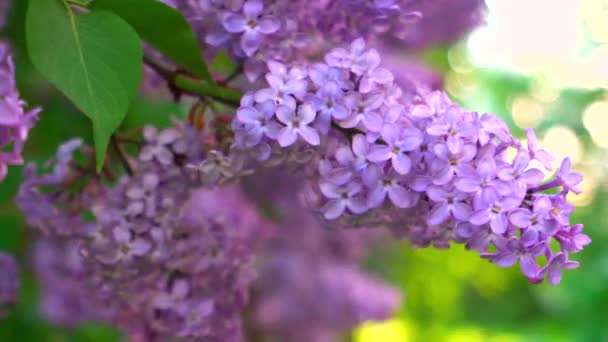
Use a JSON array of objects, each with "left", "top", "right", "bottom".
[{"left": 143, "top": 54, "right": 241, "bottom": 106}]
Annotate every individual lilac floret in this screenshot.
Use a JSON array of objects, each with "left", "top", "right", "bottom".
[
  {"left": 221, "top": 0, "right": 280, "bottom": 56},
  {"left": 0, "top": 42, "right": 40, "bottom": 182},
  {"left": 232, "top": 38, "right": 589, "bottom": 285},
  {"left": 0, "top": 252, "right": 18, "bottom": 317}
]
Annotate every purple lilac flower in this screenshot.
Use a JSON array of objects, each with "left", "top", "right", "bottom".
[
  {"left": 232, "top": 38, "right": 588, "bottom": 284},
  {"left": 539, "top": 252, "right": 580, "bottom": 285},
  {"left": 221, "top": 0, "right": 280, "bottom": 56},
  {"left": 276, "top": 103, "right": 320, "bottom": 147},
  {"left": 0, "top": 252, "right": 18, "bottom": 317},
  {"left": 0, "top": 42, "right": 40, "bottom": 182}
]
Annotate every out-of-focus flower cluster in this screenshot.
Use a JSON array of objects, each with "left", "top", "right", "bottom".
[
  {"left": 172, "top": 0, "right": 485, "bottom": 80},
  {"left": 232, "top": 38, "right": 590, "bottom": 284},
  {"left": 253, "top": 206, "right": 400, "bottom": 342},
  {"left": 0, "top": 42, "right": 40, "bottom": 182},
  {"left": 19, "top": 127, "right": 259, "bottom": 340}
]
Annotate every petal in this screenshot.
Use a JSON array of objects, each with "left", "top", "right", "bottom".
[
  {"left": 276, "top": 105, "right": 295, "bottom": 124},
  {"left": 298, "top": 104, "right": 316, "bottom": 124},
  {"left": 298, "top": 126, "right": 320, "bottom": 146},
  {"left": 158, "top": 128, "right": 180, "bottom": 144},
  {"left": 547, "top": 265, "right": 562, "bottom": 285},
  {"left": 392, "top": 153, "right": 411, "bottom": 175},
  {"left": 352, "top": 134, "right": 369, "bottom": 157},
  {"left": 258, "top": 17, "right": 280, "bottom": 34},
  {"left": 267, "top": 60, "right": 286, "bottom": 76},
  {"left": 426, "top": 185, "right": 446, "bottom": 202},
  {"left": 265, "top": 121, "right": 282, "bottom": 139},
  {"left": 243, "top": 0, "right": 263, "bottom": 18},
  {"left": 490, "top": 213, "right": 508, "bottom": 234},
  {"left": 388, "top": 185, "right": 416, "bottom": 209},
  {"left": 426, "top": 123, "right": 449, "bottom": 136},
  {"left": 362, "top": 112, "right": 383, "bottom": 132},
  {"left": 277, "top": 128, "right": 297, "bottom": 147},
  {"left": 493, "top": 252, "right": 518, "bottom": 267},
  {"left": 223, "top": 14, "right": 246, "bottom": 33},
  {"left": 470, "top": 208, "right": 491, "bottom": 225},
  {"left": 237, "top": 107, "right": 261, "bottom": 124},
  {"left": 319, "top": 181, "right": 341, "bottom": 199},
  {"left": 519, "top": 255, "right": 539, "bottom": 278},
  {"left": 254, "top": 88, "right": 276, "bottom": 103},
  {"left": 399, "top": 127, "right": 423, "bottom": 151},
  {"left": 520, "top": 168, "right": 544, "bottom": 185},
  {"left": 428, "top": 203, "right": 450, "bottom": 225},
  {"left": 446, "top": 135, "right": 462, "bottom": 154},
  {"left": 367, "top": 186, "right": 387, "bottom": 208},
  {"left": 509, "top": 209, "right": 532, "bottom": 227},
  {"left": 241, "top": 30, "right": 261, "bottom": 56},
  {"left": 452, "top": 202, "right": 472, "bottom": 221},
  {"left": 347, "top": 197, "right": 368, "bottom": 214},
  {"left": 454, "top": 177, "right": 480, "bottom": 192},
  {"left": 367, "top": 145, "right": 392, "bottom": 163},
  {"left": 322, "top": 200, "right": 346, "bottom": 220}
]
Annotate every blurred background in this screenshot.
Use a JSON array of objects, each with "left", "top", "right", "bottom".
[{"left": 1, "top": 0, "right": 607, "bottom": 341}]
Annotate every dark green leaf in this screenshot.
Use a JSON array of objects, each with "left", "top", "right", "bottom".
[
  {"left": 26, "top": 0, "right": 143, "bottom": 170},
  {"left": 93, "top": 0, "right": 212, "bottom": 82}
]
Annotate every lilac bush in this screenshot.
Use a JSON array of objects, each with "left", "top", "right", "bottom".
[{"left": 0, "top": 0, "right": 593, "bottom": 340}]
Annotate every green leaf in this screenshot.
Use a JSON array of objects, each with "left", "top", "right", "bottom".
[
  {"left": 92, "top": 0, "right": 213, "bottom": 83},
  {"left": 26, "top": 0, "right": 142, "bottom": 170}
]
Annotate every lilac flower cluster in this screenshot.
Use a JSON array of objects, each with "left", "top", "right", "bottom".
[
  {"left": 231, "top": 38, "right": 590, "bottom": 284},
  {"left": 0, "top": 252, "right": 18, "bottom": 317},
  {"left": 0, "top": 42, "right": 40, "bottom": 182},
  {"left": 173, "top": 0, "right": 485, "bottom": 80},
  {"left": 18, "top": 127, "right": 258, "bottom": 340}
]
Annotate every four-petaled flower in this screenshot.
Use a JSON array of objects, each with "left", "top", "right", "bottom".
[
  {"left": 222, "top": 0, "right": 280, "bottom": 56},
  {"left": 276, "top": 103, "right": 320, "bottom": 147}
]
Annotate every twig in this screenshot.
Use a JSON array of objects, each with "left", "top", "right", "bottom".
[
  {"left": 111, "top": 135, "right": 134, "bottom": 176},
  {"left": 143, "top": 54, "right": 241, "bottom": 106}
]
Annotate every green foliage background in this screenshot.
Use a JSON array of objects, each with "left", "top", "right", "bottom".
[{"left": 1, "top": 1, "right": 606, "bottom": 341}]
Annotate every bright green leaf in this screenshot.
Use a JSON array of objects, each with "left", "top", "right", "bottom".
[
  {"left": 92, "top": 0, "right": 213, "bottom": 83},
  {"left": 26, "top": 0, "right": 142, "bottom": 170}
]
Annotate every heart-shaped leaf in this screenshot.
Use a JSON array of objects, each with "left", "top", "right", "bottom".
[{"left": 26, "top": 0, "right": 143, "bottom": 170}]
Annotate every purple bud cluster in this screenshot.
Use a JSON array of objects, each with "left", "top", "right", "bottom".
[
  {"left": 0, "top": 42, "right": 40, "bottom": 182},
  {"left": 232, "top": 38, "right": 590, "bottom": 284},
  {"left": 0, "top": 252, "right": 18, "bottom": 317},
  {"left": 173, "top": 0, "right": 485, "bottom": 80}
]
